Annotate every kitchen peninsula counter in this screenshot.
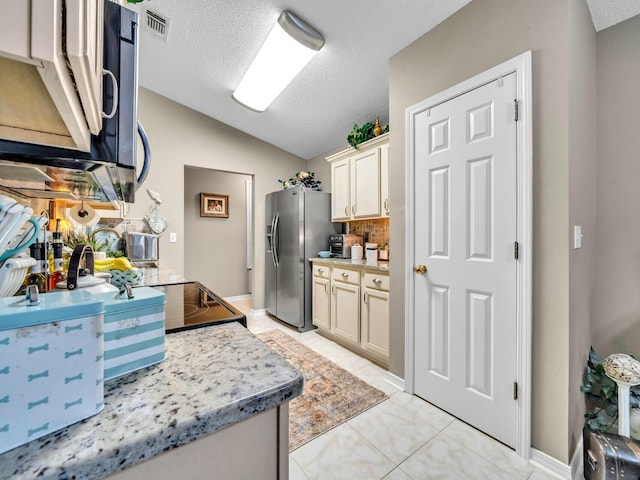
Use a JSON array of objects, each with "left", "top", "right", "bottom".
[
  {"left": 3, "top": 323, "right": 303, "bottom": 480},
  {"left": 309, "top": 257, "right": 390, "bottom": 272},
  {"left": 139, "top": 265, "right": 188, "bottom": 286}
]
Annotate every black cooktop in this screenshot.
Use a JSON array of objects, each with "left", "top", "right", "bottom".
[{"left": 147, "top": 281, "right": 247, "bottom": 333}]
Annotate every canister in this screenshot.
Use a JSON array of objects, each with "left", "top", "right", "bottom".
[
  {"left": 365, "top": 242, "right": 378, "bottom": 261},
  {"left": 351, "top": 243, "right": 363, "bottom": 259},
  {"left": 92, "top": 287, "right": 166, "bottom": 381},
  {"left": 0, "top": 291, "right": 104, "bottom": 454}
]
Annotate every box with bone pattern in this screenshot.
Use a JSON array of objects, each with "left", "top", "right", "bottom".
[{"left": 0, "top": 291, "right": 104, "bottom": 454}]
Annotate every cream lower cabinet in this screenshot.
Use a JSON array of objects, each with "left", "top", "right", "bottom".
[
  {"left": 312, "top": 262, "right": 389, "bottom": 367},
  {"left": 331, "top": 266, "right": 361, "bottom": 344},
  {"left": 361, "top": 273, "right": 390, "bottom": 359},
  {"left": 312, "top": 270, "right": 331, "bottom": 330}
]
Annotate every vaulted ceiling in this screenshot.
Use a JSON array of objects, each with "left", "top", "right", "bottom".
[{"left": 130, "top": 0, "right": 639, "bottom": 160}]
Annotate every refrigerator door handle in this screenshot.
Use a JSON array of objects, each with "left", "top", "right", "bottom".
[
  {"left": 267, "top": 213, "right": 277, "bottom": 266},
  {"left": 273, "top": 212, "right": 280, "bottom": 267}
]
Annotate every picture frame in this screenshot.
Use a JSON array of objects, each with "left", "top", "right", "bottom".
[{"left": 200, "top": 193, "right": 229, "bottom": 218}]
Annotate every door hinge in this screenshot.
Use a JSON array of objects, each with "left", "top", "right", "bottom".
[
  {"left": 513, "top": 381, "right": 518, "bottom": 400},
  {"left": 514, "top": 99, "right": 519, "bottom": 122},
  {"left": 514, "top": 241, "right": 519, "bottom": 260}
]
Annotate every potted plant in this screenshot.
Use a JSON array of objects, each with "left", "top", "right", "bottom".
[
  {"left": 378, "top": 242, "right": 389, "bottom": 261},
  {"left": 581, "top": 347, "right": 640, "bottom": 436}
]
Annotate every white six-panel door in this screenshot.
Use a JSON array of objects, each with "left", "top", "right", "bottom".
[{"left": 413, "top": 72, "right": 518, "bottom": 447}]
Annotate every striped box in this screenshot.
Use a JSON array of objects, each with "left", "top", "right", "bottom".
[
  {"left": 96, "top": 287, "right": 166, "bottom": 381},
  {"left": 0, "top": 292, "right": 104, "bottom": 454}
]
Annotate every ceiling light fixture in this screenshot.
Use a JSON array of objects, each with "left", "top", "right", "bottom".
[{"left": 232, "top": 10, "right": 325, "bottom": 112}]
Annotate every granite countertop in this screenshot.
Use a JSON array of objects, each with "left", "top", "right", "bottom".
[
  {"left": 310, "top": 257, "right": 390, "bottom": 272},
  {"left": 139, "top": 265, "right": 188, "bottom": 286},
  {"left": 2, "top": 323, "right": 303, "bottom": 480}
]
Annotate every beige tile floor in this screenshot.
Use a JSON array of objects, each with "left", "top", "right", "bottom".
[{"left": 232, "top": 301, "right": 561, "bottom": 480}]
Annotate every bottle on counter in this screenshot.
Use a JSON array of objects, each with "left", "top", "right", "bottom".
[
  {"left": 48, "top": 231, "right": 66, "bottom": 290},
  {"left": 17, "top": 242, "right": 47, "bottom": 295}
]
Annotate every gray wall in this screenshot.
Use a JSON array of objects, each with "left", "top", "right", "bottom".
[
  {"left": 129, "top": 88, "right": 307, "bottom": 309},
  {"left": 184, "top": 167, "right": 252, "bottom": 297},
  {"left": 389, "top": 0, "right": 572, "bottom": 462},
  {"left": 593, "top": 16, "right": 640, "bottom": 356},
  {"left": 568, "top": 0, "right": 597, "bottom": 459}
]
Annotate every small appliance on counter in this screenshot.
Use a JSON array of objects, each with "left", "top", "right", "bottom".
[
  {"left": 351, "top": 243, "right": 363, "bottom": 260},
  {"left": 365, "top": 242, "right": 378, "bottom": 261},
  {"left": 329, "top": 234, "right": 363, "bottom": 259},
  {"left": 125, "top": 232, "right": 160, "bottom": 267}
]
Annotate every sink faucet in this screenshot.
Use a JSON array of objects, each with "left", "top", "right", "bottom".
[{"left": 89, "top": 227, "right": 121, "bottom": 240}]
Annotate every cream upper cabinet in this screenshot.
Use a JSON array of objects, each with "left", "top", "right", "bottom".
[
  {"left": 327, "top": 133, "right": 389, "bottom": 221},
  {"left": 330, "top": 158, "right": 351, "bottom": 221},
  {"left": 352, "top": 148, "right": 381, "bottom": 218},
  {"left": 0, "top": 0, "right": 105, "bottom": 151},
  {"left": 380, "top": 143, "right": 390, "bottom": 217}
]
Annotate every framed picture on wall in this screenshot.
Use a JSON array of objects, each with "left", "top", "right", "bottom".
[{"left": 200, "top": 193, "right": 229, "bottom": 218}]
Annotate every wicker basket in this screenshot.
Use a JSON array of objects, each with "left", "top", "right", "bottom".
[{"left": 109, "top": 269, "right": 144, "bottom": 287}]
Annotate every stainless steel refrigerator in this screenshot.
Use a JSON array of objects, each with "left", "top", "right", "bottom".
[{"left": 265, "top": 189, "right": 340, "bottom": 332}]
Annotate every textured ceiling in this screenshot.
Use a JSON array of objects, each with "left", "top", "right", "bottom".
[
  {"left": 586, "top": 0, "right": 640, "bottom": 31},
  {"left": 129, "top": 0, "right": 471, "bottom": 160},
  {"left": 130, "top": 1, "right": 638, "bottom": 160}
]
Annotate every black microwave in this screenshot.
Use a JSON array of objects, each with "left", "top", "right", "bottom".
[{"left": 0, "top": 2, "right": 148, "bottom": 203}]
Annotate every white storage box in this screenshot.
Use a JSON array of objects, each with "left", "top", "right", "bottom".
[
  {"left": 95, "top": 287, "right": 166, "bottom": 381},
  {"left": 0, "top": 291, "right": 104, "bottom": 454}
]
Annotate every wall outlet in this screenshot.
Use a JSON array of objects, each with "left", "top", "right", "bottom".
[{"left": 169, "top": 232, "right": 177, "bottom": 243}]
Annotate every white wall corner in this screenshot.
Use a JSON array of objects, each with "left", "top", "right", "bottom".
[
  {"left": 384, "top": 372, "right": 405, "bottom": 391},
  {"left": 529, "top": 448, "right": 572, "bottom": 479}
]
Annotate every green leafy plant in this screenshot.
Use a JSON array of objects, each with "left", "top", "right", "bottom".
[
  {"left": 347, "top": 122, "right": 389, "bottom": 149},
  {"left": 581, "top": 347, "right": 640, "bottom": 431},
  {"left": 62, "top": 230, "right": 107, "bottom": 253}
]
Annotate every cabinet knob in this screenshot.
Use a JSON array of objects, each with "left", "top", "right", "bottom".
[
  {"left": 373, "top": 278, "right": 381, "bottom": 284},
  {"left": 318, "top": 268, "right": 324, "bottom": 274},
  {"left": 384, "top": 199, "right": 389, "bottom": 213},
  {"left": 341, "top": 272, "right": 349, "bottom": 278},
  {"left": 344, "top": 206, "right": 349, "bottom": 217},
  {"left": 352, "top": 205, "right": 357, "bottom": 215}
]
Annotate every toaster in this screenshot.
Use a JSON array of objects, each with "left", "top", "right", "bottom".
[{"left": 329, "top": 234, "right": 363, "bottom": 259}]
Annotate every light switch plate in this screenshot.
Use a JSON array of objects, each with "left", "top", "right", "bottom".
[
  {"left": 573, "top": 225, "right": 582, "bottom": 249},
  {"left": 169, "top": 232, "right": 177, "bottom": 243}
]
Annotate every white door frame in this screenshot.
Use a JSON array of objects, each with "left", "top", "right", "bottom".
[{"left": 404, "top": 51, "right": 532, "bottom": 458}]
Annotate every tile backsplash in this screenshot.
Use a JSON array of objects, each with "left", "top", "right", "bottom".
[{"left": 347, "top": 218, "right": 389, "bottom": 246}]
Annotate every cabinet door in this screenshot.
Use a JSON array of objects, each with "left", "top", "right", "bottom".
[
  {"left": 312, "top": 277, "right": 331, "bottom": 330},
  {"left": 331, "top": 158, "right": 351, "bottom": 221},
  {"left": 380, "top": 143, "right": 390, "bottom": 217},
  {"left": 331, "top": 280, "right": 360, "bottom": 344},
  {"left": 66, "top": 0, "right": 105, "bottom": 135},
  {"left": 361, "top": 287, "right": 390, "bottom": 358},
  {"left": 352, "top": 148, "right": 381, "bottom": 218}
]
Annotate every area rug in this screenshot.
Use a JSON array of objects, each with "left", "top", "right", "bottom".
[{"left": 257, "top": 329, "right": 389, "bottom": 451}]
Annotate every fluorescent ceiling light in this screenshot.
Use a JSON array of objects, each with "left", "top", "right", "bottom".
[{"left": 232, "top": 11, "right": 324, "bottom": 112}]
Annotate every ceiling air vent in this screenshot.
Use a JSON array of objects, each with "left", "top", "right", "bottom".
[{"left": 144, "top": 9, "right": 169, "bottom": 39}]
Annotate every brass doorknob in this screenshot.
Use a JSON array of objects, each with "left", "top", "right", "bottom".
[{"left": 414, "top": 264, "right": 427, "bottom": 275}]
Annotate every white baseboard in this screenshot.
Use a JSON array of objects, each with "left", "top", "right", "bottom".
[
  {"left": 224, "top": 294, "right": 252, "bottom": 302},
  {"left": 529, "top": 448, "right": 571, "bottom": 479},
  {"left": 250, "top": 308, "right": 266, "bottom": 316},
  {"left": 570, "top": 437, "right": 583, "bottom": 480},
  {"left": 384, "top": 372, "right": 405, "bottom": 391}
]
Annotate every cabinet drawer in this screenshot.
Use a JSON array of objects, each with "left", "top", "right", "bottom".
[
  {"left": 363, "top": 272, "right": 389, "bottom": 291},
  {"left": 313, "top": 264, "right": 330, "bottom": 279},
  {"left": 332, "top": 267, "right": 359, "bottom": 285}
]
